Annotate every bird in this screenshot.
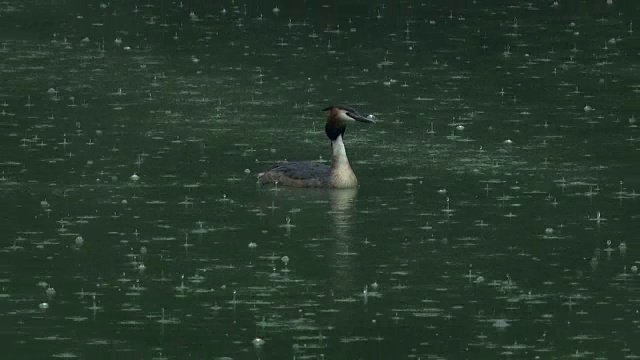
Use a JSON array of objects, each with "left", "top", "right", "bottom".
[{"left": 258, "top": 105, "right": 375, "bottom": 188}]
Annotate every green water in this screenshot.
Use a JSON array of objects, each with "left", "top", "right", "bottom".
[{"left": 1, "top": 1, "right": 639, "bottom": 359}]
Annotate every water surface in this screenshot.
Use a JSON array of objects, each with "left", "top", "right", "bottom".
[{"left": 1, "top": 1, "right": 639, "bottom": 359}]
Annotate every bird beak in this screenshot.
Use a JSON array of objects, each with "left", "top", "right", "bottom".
[{"left": 349, "top": 112, "right": 375, "bottom": 123}]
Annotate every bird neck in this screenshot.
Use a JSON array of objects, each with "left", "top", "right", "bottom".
[
  {"left": 331, "top": 135, "right": 351, "bottom": 171},
  {"left": 329, "top": 134, "right": 358, "bottom": 188}
]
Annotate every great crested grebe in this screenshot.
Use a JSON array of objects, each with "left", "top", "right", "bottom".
[{"left": 258, "top": 105, "right": 375, "bottom": 188}]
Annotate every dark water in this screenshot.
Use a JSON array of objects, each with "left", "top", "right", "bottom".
[{"left": 1, "top": 0, "right": 639, "bottom": 359}]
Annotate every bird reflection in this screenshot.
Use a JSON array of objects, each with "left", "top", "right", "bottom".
[
  {"left": 327, "top": 188, "right": 358, "bottom": 294},
  {"left": 260, "top": 187, "right": 358, "bottom": 294}
]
